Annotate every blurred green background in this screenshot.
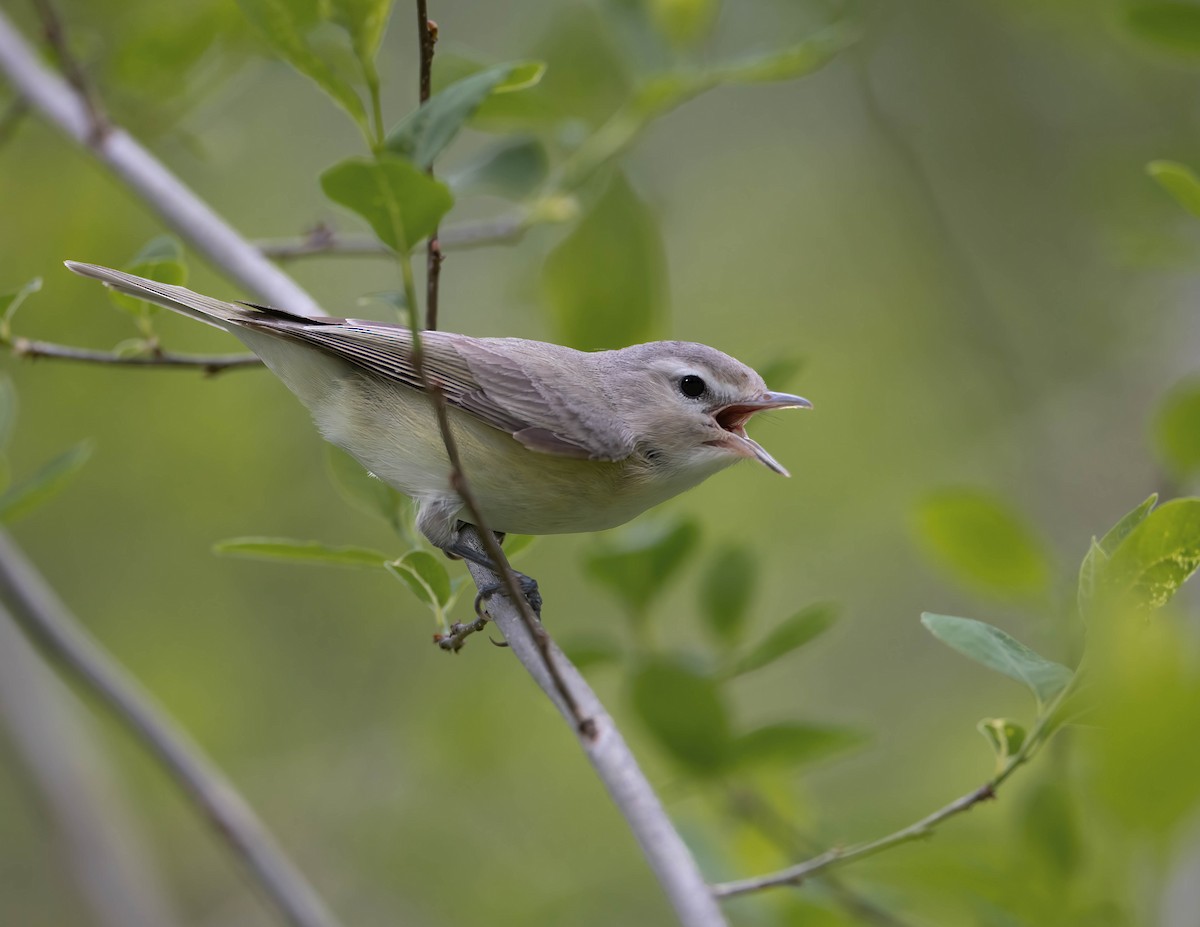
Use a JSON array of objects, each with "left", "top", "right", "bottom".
[{"left": 3, "top": 0, "right": 1200, "bottom": 924}]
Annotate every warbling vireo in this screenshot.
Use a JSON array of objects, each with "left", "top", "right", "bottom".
[{"left": 66, "top": 262, "right": 810, "bottom": 605}]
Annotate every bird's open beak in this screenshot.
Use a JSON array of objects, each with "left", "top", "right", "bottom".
[{"left": 712, "top": 391, "right": 812, "bottom": 477}]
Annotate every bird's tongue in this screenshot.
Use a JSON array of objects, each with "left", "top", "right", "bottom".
[{"left": 725, "top": 428, "right": 790, "bottom": 476}]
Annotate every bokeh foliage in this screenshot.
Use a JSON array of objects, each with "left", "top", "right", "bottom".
[{"left": 4, "top": 1, "right": 1200, "bottom": 926}]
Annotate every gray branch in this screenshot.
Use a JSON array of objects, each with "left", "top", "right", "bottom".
[
  {"left": 0, "top": 532, "right": 343, "bottom": 927},
  {"left": 0, "top": 8, "right": 321, "bottom": 317},
  {"left": 459, "top": 529, "right": 728, "bottom": 927}
]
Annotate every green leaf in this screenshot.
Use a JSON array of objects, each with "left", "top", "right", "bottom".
[
  {"left": 630, "top": 656, "right": 731, "bottom": 774},
  {"left": 1148, "top": 160, "right": 1200, "bottom": 218},
  {"left": 649, "top": 0, "right": 720, "bottom": 46},
  {"left": 320, "top": 155, "right": 454, "bottom": 254},
  {"left": 214, "top": 537, "right": 391, "bottom": 568},
  {"left": 913, "top": 488, "right": 1052, "bottom": 600},
  {"left": 1078, "top": 495, "right": 1158, "bottom": 620},
  {"left": 1099, "top": 498, "right": 1200, "bottom": 611},
  {"left": 732, "top": 723, "right": 865, "bottom": 769},
  {"left": 385, "top": 62, "right": 545, "bottom": 169},
  {"left": 386, "top": 550, "right": 453, "bottom": 611},
  {"left": 0, "top": 376, "right": 17, "bottom": 452},
  {"left": 325, "top": 445, "right": 410, "bottom": 534},
  {"left": 450, "top": 137, "right": 549, "bottom": 200},
  {"left": 921, "top": 613, "right": 1074, "bottom": 707},
  {"left": 1155, "top": 378, "right": 1200, "bottom": 478},
  {"left": 329, "top": 0, "right": 390, "bottom": 64},
  {"left": 714, "top": 21, "right": 859, "bottom": 84},
  {"left": 0, "top": 441, "right": 93, "bottom": 524},
  {"left": 976, "top": 717, "right": 1027, "bottom": 770},
  {"left": 108, "top": 236, "right": 187, "bottom": 318},
  {"left": 237, "top": 0, "right": 368, "bottom": 128},
  {"left": 0, "top": 277, "right": 42, "bottom": 336},
  {"left": 729, "top": 603, "right": 837, "bottom": 677},
  {"left": 1125, "top": 4, "right": 1200, "bottom": 56},
  {"left": 543, "top": 172, "right": 667, "bottom": 351},
  {"left": 584, "top": 517, "right": 700, "bottom": 619},
  {"left": 501, "top": 533, "right": 536, "bottom": 560},
  {"left": 700, "top": 544, "right": 757, "bottom": 646}
]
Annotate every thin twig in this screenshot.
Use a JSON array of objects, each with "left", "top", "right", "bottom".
[
  {"left": 0, "top": 8, "right": 321, "bottom": 316},
  {"left": 11, "top": 337, "right": 261, "bottom": 374},
  {"left": 30, "top": 0, "right": 108, "bottom": 142},
  {"left": 713, "top": 679, "right": 1078, "bottom": 900},
  {"left": 416, "top": 1, "right": 444, "bottom": 331},
  {"left": 254, "top": 214, "right": 530, "bottom": 262},
  {"left": 433, "top": 613, "right": 489, "bottom": 652},
  {"left": 0, "top": 531, "right": 344, "bottom": 927}
]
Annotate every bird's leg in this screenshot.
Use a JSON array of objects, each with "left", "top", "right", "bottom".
[{"left": 442, "top": 534, "right": 542, "bottom": 618}]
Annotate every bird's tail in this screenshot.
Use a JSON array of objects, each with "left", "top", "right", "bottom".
[{"left": 64, "top": 261, "right": 248, "bottom": 331}]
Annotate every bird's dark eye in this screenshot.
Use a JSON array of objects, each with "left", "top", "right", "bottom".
[{"left": 679, "top": 374, "right": 707, "bottom": 398}]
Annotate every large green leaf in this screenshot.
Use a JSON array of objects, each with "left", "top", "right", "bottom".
[
  {"left": 320, "top": 155, "right": 454, "bottom": 253},
  {"left": 584, "top": 517, "right": 699, "bottom": 619},
  {"left": 1148, "top": 160, "right": 1200, "bottom": 218},
  {"left": 237, "top": 0, "right": 367, "bottom": 127},
  {"left": 648, "top": 0, "right": 720, "bottom": 46},
  {"left": 713, "top": 20, "right": 859, "bottom": 84},
  {"left": 329, "top": 0, "right": 390, "bottom": 64},
  {"left": 385, "top": 62, "right": 545, "bottom": 169},
  {"left": 630, "top": 656, "right": 731, "bottom": 774},
  {"left": 1154, "top": 379, "right": 1200, "bottom": 479},
  {"left": 386, "top": 550, "right": 453, "bottom": 612},
  {"left": 1078, "top": 495, "right": 1157, "bottom": 620},
  {"left": 921, "top": 613, "right": 1073, "bottom": 708},
  {"left": 214, "top": 537, "right": 391, "bottom": 569},
  {"left": 699, "top": 544, "right": 757, "bottom": 647},
  {"left": 450, "top": 137, "right": 549, "bottom": 200},
  {"left": 325, "top": 445, "right": 410, "bottom": 535},
  {"left": 542, "top": 172, "right": 667, "bottom": 351},
  {"left": 728, "top": 603, "right": 837, "bottom": 677},
  {"left": 1099, "top": 498, "right": 1200, "bottom": 611},
  {"left": 913, "top": 488, "right": 1052, "bottom": 600},
  {"left": 0, "top": 442, "right": 93, "bottom": 524},
  {"left": 732, "top": 722, "right": 865, "bottom": 769}
]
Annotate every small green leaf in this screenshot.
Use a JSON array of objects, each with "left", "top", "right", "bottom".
[
  {"left": 714, "top": 21, "right": 859, "bottom": 84},
  {"left": 729, "top": 603, "right": 837, "bottom": 677},
  {"left": 913, "top": 488, "right": 1052, "bottom": 600},
  {"left": 214, "top": 537, "right": 391, "bottom": 568},
  {"left": 543, "top": 172, "right": 668, "bottom": 351},
  {"left": 630, "top": 656, "right": 731, "bottom": 774},
  {"left": 325, "top": 445, "right": 410, "bottom": 534},
  {"left": 0, "top": 277, "right": 42, "bottom": 336},
  {"left": 237, "top": 0, "right": 368, "bottom": 128},
  {"left": 385, "top": 62, "right": 545, "bottom": 169},
  {"left": 320, "top": 155, "right": 454, "bottom": 254},
  {"left": 1078, "top": 495, "right": 1158, "bottom": 620},
  {"left": 584, "top": 517, "right": 700, "bottom": 619},
  {"left": 1148, "top": 160, "right": 1200, "bottom": 218},
  {"left": 921, "top": 613, "right": 1074, "bottom": 707},
  {"left": 700, "top": 544, "right": 757, "bottom": 646},
  {"left": 732, "top": 722, "right": 865, "bottom": 769},
  {"left": 1125, "top": 4, "right": 1200, "bottom": 56},
  {"left": 329, "top": 0, "right": 390, "bottom": 65},
  {"left": 649, "top": 0, "right": 720, "bottom": 46},
  {"left": 1155, "top": 378, "right": 1200, "bottom": 478},
  {"left": 562, "top": 634, "right": 623, "bottom": 669},
  {"left": 386, "top": 550, "right": 453, "bottom": 610},
  {"left": 450, "top": 137, "right": 549, "bottom": 200},
  {"left": 0, "top": 376, "right": 17, "bottom": 452},
  {"left": 0, "top": 441, "right": 93, "bottom": 524},
  {"left": 108, "top": 236, "right": 187, "bottom": 318},
  {"left": 977, "top": 717, "right": 1027, "bottom": 770},
  {"left": 1099, "top": 498, "right": 1200, "bottom": 611}
]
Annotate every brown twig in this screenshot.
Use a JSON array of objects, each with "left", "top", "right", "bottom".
[
  {"left": 416, "top": 1, "right": 444, "bottom": 331},
  {"left": 433, "top": 613, "right": 490, "bottom": 652},
  {"left": 11, "top": 337, "right": 262, "bottom": 374},
  {"left": 30, "top": 0, "right": 107, "bottom": 143},
  {"left": 255, "top": 214, "right": 530, "bottom": 262}
]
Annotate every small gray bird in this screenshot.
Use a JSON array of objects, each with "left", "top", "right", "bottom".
[{"left": 66, "top": 262, "right": 810, "bottom": 607}]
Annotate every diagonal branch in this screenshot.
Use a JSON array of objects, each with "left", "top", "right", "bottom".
[
  {"left": 0, "top": 531, "right": 343, "bottom": 927},
  {"left": 0, "top": 7, "right": 320, "bottom": 317}
]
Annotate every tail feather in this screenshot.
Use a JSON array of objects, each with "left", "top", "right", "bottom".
[{"left": 64, "top": 261, "right": 247, "bottom": 331}]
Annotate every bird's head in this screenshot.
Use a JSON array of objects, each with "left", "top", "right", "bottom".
[{"left": 613, "top": 342, "right": 811, "bottom": 476}]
